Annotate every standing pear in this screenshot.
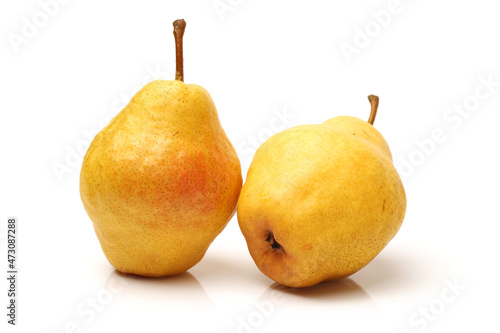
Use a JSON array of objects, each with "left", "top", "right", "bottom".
[{"left": 80, "top": 19, "right": 242, "bottom": 276}]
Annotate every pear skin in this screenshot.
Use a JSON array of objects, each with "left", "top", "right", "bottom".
[
  {"left": 80, "top": 20, "right": 242, "bottom": 277},
  {"left": 237, "top": 96, "right": 406, "bottom": 288}
]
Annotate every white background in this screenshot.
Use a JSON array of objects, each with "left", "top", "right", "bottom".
[{"left": 1, "top": 0, "right": 500, "bottom": 332}]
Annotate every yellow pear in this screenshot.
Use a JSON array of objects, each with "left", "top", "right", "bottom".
[
  {"left": 80, "top": 20, "right": 242, "bottom": 277},
  {"left": 237, "top": 96, "right": 406, "bottom": 287}
]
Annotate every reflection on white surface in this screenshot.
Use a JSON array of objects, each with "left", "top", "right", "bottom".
[
  {"left": 266, "top": 278, "right": 375, "bottom": 304},
  {"left": 353, "top": 242, "right": 455, "bottom": 300},
  {"left": 103, "top": 270, "right": 214, "bottom": 307}
]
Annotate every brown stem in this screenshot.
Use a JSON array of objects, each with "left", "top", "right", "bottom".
[
  {"left": 367, "top": 95, "right": 379, "bottom": 125},
  {"left": 173, "top": 19, "right": 186, "bottom": 82}
]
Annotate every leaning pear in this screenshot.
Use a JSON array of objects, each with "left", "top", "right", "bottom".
[{"left": 238, "top": 96, "right": 406, "bottom": 287}]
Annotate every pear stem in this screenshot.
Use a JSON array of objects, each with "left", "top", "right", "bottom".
[
  {"left": 367, "top": 95, "right": 379, "bottom": 125},
  {"left": 173, "top": 19, "right": 186, "bottom": 82}
]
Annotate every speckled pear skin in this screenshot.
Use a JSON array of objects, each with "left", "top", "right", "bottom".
[
  {"left": 237, "top": 116, "right": 406, "bottom": 288},
  {"left": 80, "top": 80, "right": 242, "bottom": 277}
]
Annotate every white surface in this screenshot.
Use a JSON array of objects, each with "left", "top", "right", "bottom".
[{"left": 1, "top": 0, "right": 499, "bottom": 332}]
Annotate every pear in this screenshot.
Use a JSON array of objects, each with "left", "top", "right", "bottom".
[
  {"left": 80, "top": 19, "right": 242, "bottom": 277},
  {"left": 237, "top": 96, "right": 406, "bottom": 288}
]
